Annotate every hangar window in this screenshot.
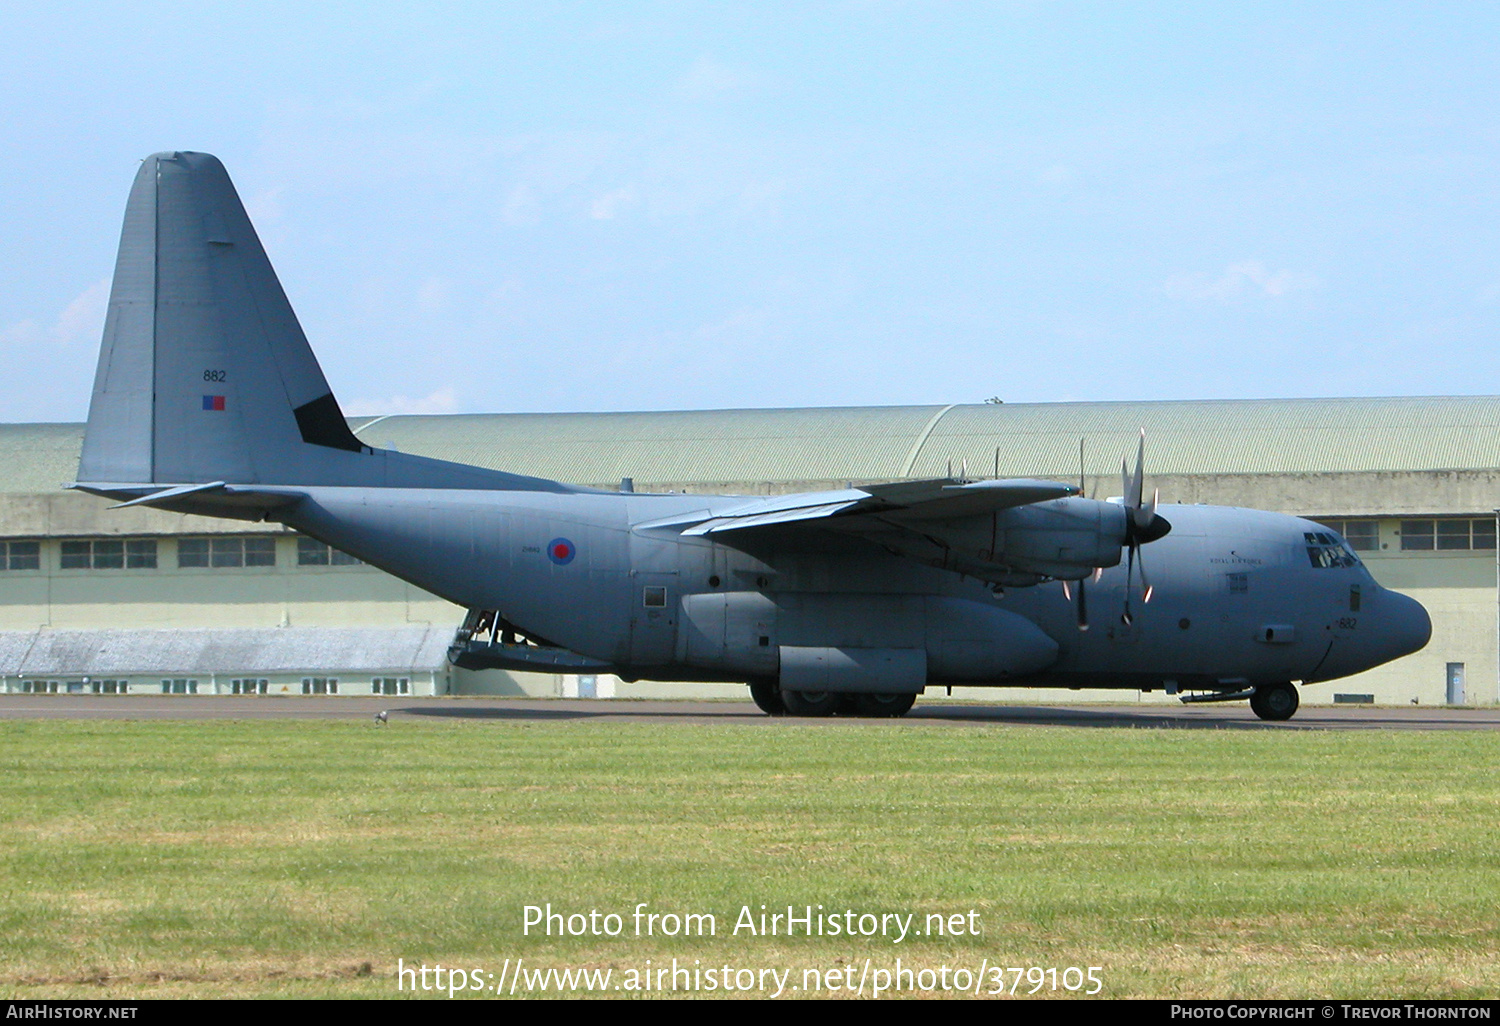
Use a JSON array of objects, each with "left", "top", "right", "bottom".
[
  {"left": 302, "top": 677, "right": 338, "bottom": 695},
  {"left": 372, "top": 677, "right": 409, "bottom": 696},
  {"left": 161, "top": 679, "right": 198, "bottom": 694},
  {"left": 91, "top": 680, "right": 127, "bottom": 694},
  {"left": 296, "top": 537, "right": 362, "bottom": 566},
  {"left": 0, "top": 540, "right": 40, "bottom": 570},
  {"left": 178, "top": 536, "right": 278, "bottom": 568},
  {"left": 1400, "top": 521, "right": 1433, "bottom": 550},
  {"left": 231, "top": 678, "right": 268, "bottom": 695},
  {"left": 1318, "top": 520, "right": 1378, "bottom": 551},
  {"left": 60, "top": 539, "right": 157, "bottom": 570},
  {"left": 1398, "top": 519, "right": 1497, "bottom": 552}
]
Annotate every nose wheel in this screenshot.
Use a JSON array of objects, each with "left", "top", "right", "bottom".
[{"left": 1250, "top": 682, "right": 1299, "bottom": 721}]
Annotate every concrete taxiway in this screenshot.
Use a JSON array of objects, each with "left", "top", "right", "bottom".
[{"left": 0, "top": 695, "right": 1495, "bottom": 730}]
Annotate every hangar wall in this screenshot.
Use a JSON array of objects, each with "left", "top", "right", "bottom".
[{"left": 1, "top": 398, "right": 1497, "bottom": 707}]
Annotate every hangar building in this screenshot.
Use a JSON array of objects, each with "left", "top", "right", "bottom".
[{"left": 1, "top": 396, "right": 1495, "bottom": 706}]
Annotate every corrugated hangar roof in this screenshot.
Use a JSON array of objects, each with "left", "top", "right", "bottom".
[
  {"left": 0, "top": 626, "right": 452, "bottom": 676},
  {"left": 350, "top": 396, "right": 1500, "bottom": 483},
  {"left": 7, "top": 395, "right": 1500, "bottom": 493}
]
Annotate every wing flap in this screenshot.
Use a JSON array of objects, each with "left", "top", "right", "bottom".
[
  {"left": 653, "top": 478, "right": 1077, "bottom": 537},
  {"left": 682, "top": 499, "right": 863, "bottom": 536}
]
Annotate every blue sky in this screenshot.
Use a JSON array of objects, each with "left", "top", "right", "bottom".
[{"left": 3, "top": 2, "right": 1499, "bottom": 420}]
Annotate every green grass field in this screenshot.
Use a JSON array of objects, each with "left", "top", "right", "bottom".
[{"left": 1, "top": 717, "right": 1496, "bottom": 999}]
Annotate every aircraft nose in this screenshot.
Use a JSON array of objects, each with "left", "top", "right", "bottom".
[
  {"left": 1381, "top": 589, "right": 1432, "bottom": 660},
  {"left": 1361, "top": 588, "right": 1431, "bottom": 668},
  {"left": 1314, "top": 588, "right": 1431, "bottom": 682}
]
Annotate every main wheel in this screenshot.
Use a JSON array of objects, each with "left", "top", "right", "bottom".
[
  {"left": 1250, "top": 682, "right": 1299, "bottom": 721},
  {"left": 748, "top": 678, "right": 786, "bottom": 716},
  {"left": 849, "top": 692, "right": 917, "bottom": 718},
  {"left": 780, "top": 688, "right": 844, "bottom": 717}
]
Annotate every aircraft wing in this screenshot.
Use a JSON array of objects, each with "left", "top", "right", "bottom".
[
  {"left": 637, "top": 477, "right": 1124, "bottom": 588},
  {"left": 639, "top": 478, "right": 1078, "bottom": 537}
]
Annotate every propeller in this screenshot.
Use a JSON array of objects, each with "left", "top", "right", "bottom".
[
  {"left": 1065, "top": 438, "right": 1092, "bottom": 631},
  {"left": 1118, "top": 429, "right": 1171, "bottom": 626}
]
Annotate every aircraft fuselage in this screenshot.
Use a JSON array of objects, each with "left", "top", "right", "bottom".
[{"left": 283, "top": 489, "right": 1428, "bottom": 692}]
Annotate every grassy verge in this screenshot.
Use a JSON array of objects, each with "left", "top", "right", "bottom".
[{"left": 1, "top": 718, "right": 1496, "bottom": 998}]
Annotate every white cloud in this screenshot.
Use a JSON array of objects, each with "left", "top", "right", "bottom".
[
  {"left": 54, "top": 279, "right": 111, "bottom": 346},
  {"left": 1, "top": 278, "right": 110, "bottom": 350},
  {"left": 0, "top": 318, "right": 43, "bottom": 349},
  {"left": 590, "top": 186, "right": 638, "bottom": 220},
  {"left": 676, "top": 56, "right": 760, "bottom": 100},
  {"left": 345, "top": 386, "right": 460, "bottom": 416},
  {"left": 244, "top": 187, "right": 286, "bottom": 226},
  {"left": 500, "top": 182, "right": 542, "bottom": 226},
  {"left": 1036, "top": 164, "right": 1077, "bottom": 185},
  {"left": 416, "top": 276, "right": 452, "bottom": 312},
  {"left": 1163, "top": 260, "right": 1319, "bottom": 302}
]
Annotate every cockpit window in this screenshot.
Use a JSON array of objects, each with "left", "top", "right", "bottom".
[{"left": 1305, "top": 532, "right": 1360, "bottom": 569}]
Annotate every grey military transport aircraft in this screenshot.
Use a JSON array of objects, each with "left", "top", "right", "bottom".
[{"left": 71, "top": 152, "right": 1431, "bottom": 720}]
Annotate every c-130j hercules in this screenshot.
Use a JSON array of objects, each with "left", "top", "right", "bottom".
[{"left": 71, "top": 152, "right": 1431, "bottom": 720}]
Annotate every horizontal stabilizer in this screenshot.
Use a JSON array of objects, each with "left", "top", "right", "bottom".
[
  {"left": 106, "top": 480, "right": 229, "bottom": 509},
  {"left": 71, "top": 480, "right": 305, "bottom": 521}
]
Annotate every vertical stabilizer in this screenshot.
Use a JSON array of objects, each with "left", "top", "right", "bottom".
[
  {"left": 76, "top": 152, "right": 575, "bottom": 499},
  {"left": 78, "top": 151, "right": 362, "bottom": 486}
]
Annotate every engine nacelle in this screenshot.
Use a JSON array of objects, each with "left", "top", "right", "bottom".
[{"left": 861, "top": 497, "right": 1130, "bottom": 585}]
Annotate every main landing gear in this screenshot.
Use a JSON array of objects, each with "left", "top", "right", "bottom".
[
  {"left": 1249, "top": 681, "right": 1300, "bottom": 721},
  {"left": 749, "top": 682, "right": 916, "bottom": 718},
  {"left": 748, "top": 678, "right": 786, "bottom": 716}
]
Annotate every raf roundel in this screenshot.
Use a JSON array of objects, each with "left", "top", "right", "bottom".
[{"left": 547, "top": 538, "right": 577, "bottom": 566}]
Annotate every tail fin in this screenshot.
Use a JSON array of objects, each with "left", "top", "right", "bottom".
[
  {"left": 76, "top": 152, "right": 568, "bottom": 498},
  {"left": 79, "top": 152, "right": 363, "bottom": 484}
]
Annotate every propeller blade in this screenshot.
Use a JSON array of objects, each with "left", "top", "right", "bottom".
[{"left": 1129, "top": 429, "right": 1145, "bottom": 511}]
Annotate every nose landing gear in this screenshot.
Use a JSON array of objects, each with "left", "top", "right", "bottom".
[{"left": 1249, "top": 681, "right": 1300, "bottom": 721}]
